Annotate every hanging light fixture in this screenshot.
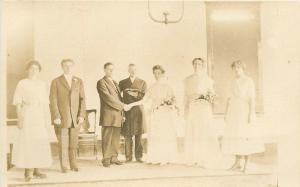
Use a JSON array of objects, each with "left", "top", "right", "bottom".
[{"left": 148, "top": 0, "right": 184, "bottom": 25}]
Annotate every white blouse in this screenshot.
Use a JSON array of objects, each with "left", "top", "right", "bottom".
[
  {"left": 13, "top": 79, "right": 49, "bottom": 107},
  {"left": 184, "top": 73, "right": 214, "bottom": 102}
]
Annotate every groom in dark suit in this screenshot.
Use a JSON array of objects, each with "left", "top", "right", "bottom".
[
  {"left": 50, "top": 59, "right": 86, "bottom": 173},
  {"left": 97, "top": 62, "right": 130, "bottom": 167},
  {"left": 119, "top": 64, "right": 147, "bottom": 163}
]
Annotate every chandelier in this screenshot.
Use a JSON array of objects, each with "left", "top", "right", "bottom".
[{"left": 147, "top": 0, "right": 185, "bottom": 25}]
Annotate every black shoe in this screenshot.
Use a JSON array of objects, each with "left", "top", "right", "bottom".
[
  {"left": 24, "top": 169, "right": 33, "bottom": 181},
  {"left": 61, "top": 168, "right": 68, "bottom": 173},
  {"left": 25, "top": 176, "right": 32, "bottom": 182},
  {"left": 111, "top": 160, "right": 123, "bottom": 165},
  {"left": 102, "top": 163, "right": 110, "bottom": 167},
  {"left": 102, "top": 158, "right": 111, "bottom": 167},
  {"left": 136, "top": 158, "right": 144, "bottom": 163},
  {"left": 71, "top": 168, "right": 79, "bottom": 172},
  {"left": 33, "top": 171, "right": 47, "bottom": 178}
]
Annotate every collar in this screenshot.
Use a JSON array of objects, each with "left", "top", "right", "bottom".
[
  {"left": 105, "top": 76, "right": 114, "bottom": 83},
  {"left": 64, "top": 74, "right": 73, "bottom": 79},
  {"left": 129, "top": 76, "right": 136, "bottom": 82}
]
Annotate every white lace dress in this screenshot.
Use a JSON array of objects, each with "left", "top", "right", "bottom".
[
  {"left": 184, "top": 74, "right": 225, "bottom": 169},
  {"left": 144, "top": 81, "right": 179, "bottom": 164}
]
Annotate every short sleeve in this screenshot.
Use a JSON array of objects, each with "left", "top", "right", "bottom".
[
  {"left": 248, "top": 78, "right": 256, "bottom": 99},
  {"left": 13, "top": 80, "right": 24, "bottom": 105}
]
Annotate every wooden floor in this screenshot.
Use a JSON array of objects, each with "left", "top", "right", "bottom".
[
  {"left": 8, "top": 175, "right": 277, "bottom": 187},
  {"left": 7, "top": 153, "right": 277, "bottom": 187}
]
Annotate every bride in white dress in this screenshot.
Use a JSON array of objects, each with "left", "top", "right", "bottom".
[
  {"left": 183, "top": 58, "right": 225, "bottom": 169},
  {"left": 129, "top": 65, "right": 179, "bottom": 164}
]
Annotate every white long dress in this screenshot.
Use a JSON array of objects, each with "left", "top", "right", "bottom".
[
  {"left": 144, "top": 81, "right": 179, "bottom": 164},
  {"left": 222, "top": 76, "right": 265, "bottom": 155},
  {"left": 12, "top": 79, "right": 52, "bottom": 168},
  {"left": 184, "top": 73, "right": 224, "bottom": 169}
]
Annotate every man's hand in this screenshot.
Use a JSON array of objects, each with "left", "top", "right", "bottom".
[
  {"left": 54, "top": 118, "right": 61, "bottom": 125},
  {"left": 124, "top": 104, "right": 132, "bottom": 111},
  {"left": 77, "top": 117, "right": 85, "bottom": 124}
]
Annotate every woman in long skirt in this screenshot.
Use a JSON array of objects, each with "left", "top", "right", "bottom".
[
  {"left": 13, "top": 61, "right": 52, "bottom": 181},
  {"left": 128, "top": 65, "right": 179, "bottom": 164},
  {"left": 222, "top": 60, "right": 265, "bottom": 172},
  {"left": 183, "top": 58, "right": 224, "bottom": 169}
]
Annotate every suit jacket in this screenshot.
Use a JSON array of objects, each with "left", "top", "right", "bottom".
[
  {"left": 119, "top": 77, "right": 147, "bottom": 136},
  {"left": 49, "top": 75, "right": 86, "bottom": 128},
  {"left": 97, "top": 76, "right": 124, "bottom": 127}
]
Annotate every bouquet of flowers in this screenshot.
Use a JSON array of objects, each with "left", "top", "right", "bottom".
[
  {"left": 156, "top": 96, "right": 180, "bottom": 115},
  {"left": 195, "top": 91, "right": 215, "bottom": 104},
  {"left": 160, "top": 96, "right": 176, "bottom": 106}
]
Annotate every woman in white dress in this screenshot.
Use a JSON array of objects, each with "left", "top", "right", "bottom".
[
  {"left": 222, "top": 60, "right": 265, "bottom": 172},
  {"left": 183, "top": 58, "right": 224, "bottom": 169},
  {"left": 129, "top": 65, "right": 179, "bottom": 164},
  {"left": 13, "top": 61, "right": 52, "bottom": 181}
]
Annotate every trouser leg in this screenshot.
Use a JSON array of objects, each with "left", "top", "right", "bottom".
[
  {"left": 134, "top": 134, "right": 143, "bottom": 159},
  {"left": 55, "top": 127, "right": 69, "bottom": 170},
  {"left": 125, "top": 135, "right": 133, "bottom": 160},
  {"left": 101, "top": 127, "right": 113, "bottom": 163},
  {"left": 111, "top": 127, "right": 121, "bottom": 162},
  {"left": 69, "top": 127, "right": 79, "bottom": 169}
]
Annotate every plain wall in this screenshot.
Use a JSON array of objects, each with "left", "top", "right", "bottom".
[
  {"left": 206, "top": 2, "right": 262, "bottom": 114},
  {"left": 33, "top": 1, "right": 207, "bottom": 116},
  {"left": 5, "top": 1, "right": 34, "bottom": 118},
  {"left": 260, "top": 2, "right": 300, "bottom": 186}
]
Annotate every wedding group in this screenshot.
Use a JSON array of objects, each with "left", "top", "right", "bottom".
[{"left": 12, "top": 58, "right": 265, "bottom": 182}]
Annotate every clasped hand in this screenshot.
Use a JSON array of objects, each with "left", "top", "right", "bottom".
[{"left": 123, "top": 103, "right": 133, "bottom": 111}]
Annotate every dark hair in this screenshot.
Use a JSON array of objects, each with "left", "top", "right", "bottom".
[
  {"left": 231, "top": 60, "right": 246, "bottom": 69},
  {"left": 61, "top": 59, "right": 75, "bottom": 66},
  {"left": 128, "top": 63, "right": 136, "bottom": 67},
  {"left": 26, "top": 60, "right": 42, "bottom": 72},
  {"left": 192, "top": 57, "right": 204, "bottom": 65},
  {"left": 104, "top": 62, "right": 114, "bottom": 69},
  {"left": 152, "top": 65, "right": 165, "bottom": 74}
]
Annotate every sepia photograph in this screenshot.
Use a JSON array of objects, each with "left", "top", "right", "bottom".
[{"left": 0, "top": 0, "right": 300, "bottom": 187}]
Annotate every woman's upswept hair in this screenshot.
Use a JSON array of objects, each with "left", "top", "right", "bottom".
[
  {"left": 25, "top": 60, "right": 42, "bottom": 72},
  {"left": 192, "top": 57, "right": 204, "bottom": 65},
  {"left": 231, "top": 60, "right": 246, "bottom": 69},
  {"left": 152, "top": 65, "right": 165, "bottom": 74}
]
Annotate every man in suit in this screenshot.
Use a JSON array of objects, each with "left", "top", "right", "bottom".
[
  {"left": 97, "top": 62, "right": 130, "bottom": 167},
  {"left": 119, "top": 64, "right": 147, "bottom": 163},
  {"left": 50, "top": 59, "right": 86, "bottom": 173}
]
